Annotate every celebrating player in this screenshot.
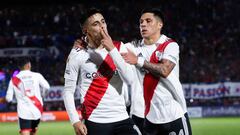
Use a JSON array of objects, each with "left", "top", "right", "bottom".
[
  {"left": 122, "top": 8, "right": 192, "bottom": 135},
  {"left": 63, "top": 8, "right": 139, "bottom": 135}
]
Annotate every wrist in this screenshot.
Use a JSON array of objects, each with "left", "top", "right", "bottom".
[
  {"left": 109, "top": 47, "right": 117, "bottom": 54},
  {"left": 73, "top": 120, "right": 81, "bottom": 125},
  {"left": 105, "top": 44, "right": 115, "bottom": 52},
  {"left": 136, "top": 57, "right": 145, "bottom": 67}
]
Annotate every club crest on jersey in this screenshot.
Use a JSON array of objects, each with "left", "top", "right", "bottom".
[{"left": 155, "top": 51, "right": 163, "bottom": 61}]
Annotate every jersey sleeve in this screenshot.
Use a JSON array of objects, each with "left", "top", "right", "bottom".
[
  {"left": 64, "top": 49, "right": 83, "bottom": 81},
  {"left": 109, "top": 42, "right": 134, "bottom": 85},
  {"left": 6, "top": 79, "right": 14, "bottom": 102},
  {"left": 162, "top": 42, "right": 179, "bottom": 64},
  {"left": 63, "top": 49, "right": 83, "bottom": 124},
  {"left": 63, "top": 78, "right": 80, "bottom": 124},
  {"left": 38, "top": 73, "right": 50, "bottom": 90}
]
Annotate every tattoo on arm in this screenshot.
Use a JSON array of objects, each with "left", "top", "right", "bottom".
[{"left": 143, "top": 59, "right": 176, "bottom": 78}]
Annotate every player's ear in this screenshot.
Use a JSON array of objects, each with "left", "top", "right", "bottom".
[
  {"left": 158, "top": 21, "right": 163, "bottom": 30},
  {"left": 82, "top": 28, "right": 87, "bottom": 35}
]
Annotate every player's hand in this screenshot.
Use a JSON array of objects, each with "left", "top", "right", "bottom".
[
  {"left": 121, "top": 48, "right": 138, "bottom": 65},
  {"left": 100, "top": 28, "right": 115, "bottom": 51},
  {"left": 73, "top": 121, "right": 87, "bottom": 135},
  {"left": 73, "top": 38, "right": 87, "bottom": 50}
]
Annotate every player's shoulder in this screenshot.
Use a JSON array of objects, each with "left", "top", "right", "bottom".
[
  {"left": 66, "top": 48, "right": 88, "bottom": 67},
  {"left": 162, "top": 35, "right": 178, "bottom": 45},
  {"left": 162, "top": 38, "right": 179, "bottom": 54},
  {"left": 18, "top": 71, "right": 43, "bottom": 80},
  {"left": 68, "top": 48, "right": 88, "bottom": 61},
  {"left": 29, "top": 71, "right": 42, "bottom": 77},
  {"left": 70, "top": 48, "right": 87, "bottom": 55},
  {"left": 163, "top": 37, "right": 179, "bottom": 49}
]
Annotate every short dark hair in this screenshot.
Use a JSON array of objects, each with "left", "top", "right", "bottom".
[
  {"left": 17, "top": 57, "right": 31, "bottom": 69},
  {"left": 141, "top": 8, "right": 164, "bottom": 23},
  {"left": 79, "top": 8, "right": 103, "bottom": 28}
]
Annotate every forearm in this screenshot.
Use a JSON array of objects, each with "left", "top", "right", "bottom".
[
  {"left": 109, "top": 48, "right": 134, "bottom": 84},
  {"left": 41, "top": 80, "right": 50, "bottom": 90},
  {"left": 63, "top": 79, "right": 80, "bottom": 125},
  {"left": 40, "top": 80, "right": 50, "bottom": 98},
  {"left": 5, "top": 94, "right": 13, "bottom": 102},
  {"left": 141, "top": 59, "right": 175, "bottom": 78},
  {"left": 6, "top": 85, "right": 13, "bottom": 102}
]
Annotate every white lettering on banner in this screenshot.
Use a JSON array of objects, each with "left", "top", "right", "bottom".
[
  {"left": 182, "top": 82, "right": 240, "bottom": 99},
  {"left": 0, "top": 48, "right": 45, "bottom": 57},
  {"left": 44, "top": 82, "right": 240, "bottom": 101},
  {"left": 192, "top": 84, "right": 230, "bottom": 99},
  {"left": 45, "top": 89, "right": 62, "bottom": 100},
  {"left": 44, "top": 86, "right": 80, "bottom": 101}
]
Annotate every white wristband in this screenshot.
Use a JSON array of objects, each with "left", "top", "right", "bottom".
[{"left": 137, "top": 57, "right": 145, "bottom": 67}]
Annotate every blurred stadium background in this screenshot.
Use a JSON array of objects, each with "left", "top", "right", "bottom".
[{"left": 0, "top": 0, "right": 240, "bottom": 135}]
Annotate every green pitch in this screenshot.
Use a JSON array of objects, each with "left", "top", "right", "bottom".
[
  {"left": 0, "top": 117, "right": 240, "bottom": 135},
  {"left": 191, "top": 117, "right": 240, "bottom": 135}
]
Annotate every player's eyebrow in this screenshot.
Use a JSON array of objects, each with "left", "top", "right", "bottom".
[{"left": 91, "top": 18, "right": 105, "bottom": 25}]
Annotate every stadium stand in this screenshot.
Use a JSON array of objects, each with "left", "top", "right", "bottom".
[{"left": 0, "top": 0, "right": 240, "bottom": 113}]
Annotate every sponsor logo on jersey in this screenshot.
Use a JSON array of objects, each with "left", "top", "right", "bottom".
[{"left": 85, "top": 70, "right": 118, "bottom": 79}]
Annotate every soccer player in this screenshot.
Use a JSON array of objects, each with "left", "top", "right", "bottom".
[
  {"left": 122, "top": 8, "right": 192, "bottom": 135},
  {"left": 63, "top": 8, "right": 138, "bottom": 135},
  {"left": 5, "top": 57, "right": 50, "bottom": 135}
]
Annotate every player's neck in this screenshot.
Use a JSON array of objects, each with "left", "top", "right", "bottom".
[
  {"left": 21, "top": 68, "right": 30, "bottom": 71},
  {"left": 88, "top": 39, "right": 104, "bottom": 49},
  {"left": 144, "top": 33, "right": 161, "bottom": 45},
  {"left": 22, "top": 64, "right": 31, "bottom": 71}
]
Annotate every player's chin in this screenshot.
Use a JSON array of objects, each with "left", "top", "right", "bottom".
[{"left": 141, "top": 33, "right": 149, "bottom": 38}]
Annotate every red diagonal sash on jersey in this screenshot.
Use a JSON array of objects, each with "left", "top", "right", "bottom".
[
  {"left": 12, "top": 77, "right": 43, "bottom": 114},
  {"left": 143, "top": 39, "right": 174, "bottom": 116},
  {"left": 81, "top": 41, "right": 121, "bottom": 119}
]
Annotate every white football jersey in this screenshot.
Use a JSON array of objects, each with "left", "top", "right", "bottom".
[
  {"left": 64, "top": 42, "right": 134, "bottom": 124},
  {"left": 126, "top": 34, "right": 187, "bottom": 124},
  {"left": 6, "top": 70, "right": 50, "bottom": 120},
  {"left": 122, "top": 44, "right": 145, "bottom": 119}
]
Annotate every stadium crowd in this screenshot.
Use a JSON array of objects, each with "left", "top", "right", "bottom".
[{"left": 0, "top": 0, "right": 240, "bottom": 111}]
